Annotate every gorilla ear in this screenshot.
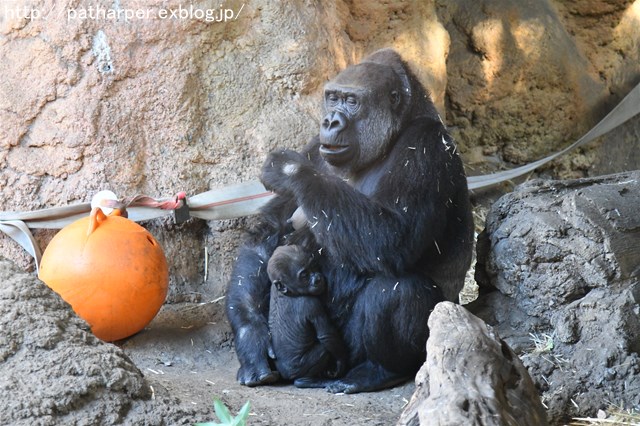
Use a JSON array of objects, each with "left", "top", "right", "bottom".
[
  {"left": 390, "top": 90, "right": 401, "bottom": 108},
  {"left": 274, "top": 281, "right": 288, "bottom": 294}
]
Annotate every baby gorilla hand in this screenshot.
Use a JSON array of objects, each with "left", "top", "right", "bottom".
[{"left": 260, "top": 149, "right": 310, "bottom": 195}]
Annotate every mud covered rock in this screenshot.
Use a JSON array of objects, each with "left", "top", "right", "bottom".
[
  {"left": 473, "top": 170, "right": 640, "bottom": 424},
  {"left": 398, "top": 302, "right": 547, "bottom": 426},
  {"left": 0, "top": 257, "right": 201, "bottom": 425}
]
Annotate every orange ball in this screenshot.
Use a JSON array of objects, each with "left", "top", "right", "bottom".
[{"left": 39, "top": 208, "right": 169, "bottom": 341}]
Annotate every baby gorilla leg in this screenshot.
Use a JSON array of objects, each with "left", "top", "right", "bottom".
[
  {"left": 318, "top": 274, "right": 443, "bottom": 393},
  {"left": 283, "top": 344, "right": 333, "bottom": 385}
]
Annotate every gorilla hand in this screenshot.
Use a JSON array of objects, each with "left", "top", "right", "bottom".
[
  {"left": 327, "top": 356, "right": 348, "bottom": 379},
  {"left": 288, "top": 206, "right": 309, "bottom": 230},
  {"left": 261, "top": 149, "right": 311, "bottom": 195}
]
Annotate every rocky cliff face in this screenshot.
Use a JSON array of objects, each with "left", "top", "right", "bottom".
[
  {"left": 472, "top": 171, "right": 640, "bottom": 423},
  {"left": 1, "top": 0, "right": 639, "bottom": 300}
]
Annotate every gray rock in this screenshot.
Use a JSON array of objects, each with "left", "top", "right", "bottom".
[{"left": 472, "top": 170, "right": 640, "bottom": 423}]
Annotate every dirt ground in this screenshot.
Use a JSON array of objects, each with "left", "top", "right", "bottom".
[
  {"left": 121, "top": 301, "right": 416, "bottom": 426},
  {"left": 0, "top": 257, "right": 414, "bottom": 426}
]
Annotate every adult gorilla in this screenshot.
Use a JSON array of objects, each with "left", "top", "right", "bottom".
[{"left": 226, "top": 49, "right": 474, "bottom": 394}]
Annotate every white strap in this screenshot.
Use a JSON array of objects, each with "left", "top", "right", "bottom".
[
  {"left": 2, "top": 82, "right": 640, "bottom": 268},
  {"left": 188, "top": 180, "right": 275, "bottom": 221},
  {"left": 0, "top": 220, "right": 43, "bottom": 272},
  {"left": 467, "top": 82, "right": 640, "bottom": 190},
  {"left": 0, "top": 182, "right": 275, "bottom": 268}
]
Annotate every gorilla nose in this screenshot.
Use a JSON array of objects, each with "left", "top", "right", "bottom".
[
  {"left": 321, "top": 112, "right": 346, "bottom": 139},
  {"left": 310, "top": 273, "right": 326, "bottom": 294}
]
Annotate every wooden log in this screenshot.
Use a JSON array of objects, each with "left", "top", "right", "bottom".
[{"left": 398, "top": 302, "right": 547, "bottom": 426}]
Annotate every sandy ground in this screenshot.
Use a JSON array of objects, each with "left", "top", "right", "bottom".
[{"left": 121, "top": 301, "right": 416, "bottom": 425}]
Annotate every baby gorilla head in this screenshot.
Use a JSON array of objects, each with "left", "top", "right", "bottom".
[{"left": 267, "top": 245, "right": 326, "bottom": 296}]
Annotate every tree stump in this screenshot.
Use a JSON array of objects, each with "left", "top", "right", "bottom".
[{"left": 398, "top": 302, "right": 547, "bottom": 426}]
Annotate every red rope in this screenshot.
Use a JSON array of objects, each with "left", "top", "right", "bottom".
[
  {"left": 127, "top": 192, "right": 187, "bottom": 210},
  {"left": 191, "top": 191, "right": 274, "bottom": 210}
]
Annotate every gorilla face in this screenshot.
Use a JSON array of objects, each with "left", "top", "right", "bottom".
[
  {"left": 319, "top": 62, "right": 406, "bottom": 172},
  {"left": 273, "top": 270, "right": 326, "bottom": 297},
  {"left": 267, "top": 245, "right": 326, "bottom": 297}
]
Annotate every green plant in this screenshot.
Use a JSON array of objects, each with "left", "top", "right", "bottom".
[{"left": 195, "top": 399, "right": 251, "bottom": 426}]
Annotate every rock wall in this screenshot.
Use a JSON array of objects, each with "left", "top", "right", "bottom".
[
  {"left": 473, "top": 171, "right": 640, "bottom": 423},
  {"left": 1, "top": 0, "right": 639, "bottom": 301}
]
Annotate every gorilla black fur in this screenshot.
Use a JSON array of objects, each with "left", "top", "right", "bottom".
[
  {"left": 225, "top": 48, "right": 474, "bottom": 393},
  {"left": 267, "top": 245, "right": 347, "bottom": 384}
]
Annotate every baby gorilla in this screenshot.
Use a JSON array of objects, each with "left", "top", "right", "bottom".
[{"left": 267, "top": 244, "right": 347, "bottom": 386}]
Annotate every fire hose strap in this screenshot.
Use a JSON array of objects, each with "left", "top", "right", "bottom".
[
  {"left": 0, "top": 220, "right": 43, "bottom": 272},
  {"left": 1, "top": 82, "right": 640, "bottom": 268},
  {"left": 467, "top": 82, "right": 640, "bottom": 190}
]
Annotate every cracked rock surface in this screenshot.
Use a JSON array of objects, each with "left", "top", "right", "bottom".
[
  {"left": 398, "top": 302, "right": 547, "bottom": 426},
  {"left": 472, "top": 170, "right": 640, "bottom": 424}
]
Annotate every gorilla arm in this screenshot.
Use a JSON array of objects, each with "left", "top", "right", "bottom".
[
  {"left": 310, "top": 308, "right": 348, "bottom": 377},
  {"left": 260, "top": 122, "right": 462, "bottom": 277}
]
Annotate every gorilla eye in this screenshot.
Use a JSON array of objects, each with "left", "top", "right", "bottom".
[
  {"left": 346, "top": 96, "right": 357, "bottom": 107},
  {"left": 326, "top": 93, "right": 339, "bottom": 105},
  {"left": 298, "top": 269, "right": 310, "bottom": 282}
]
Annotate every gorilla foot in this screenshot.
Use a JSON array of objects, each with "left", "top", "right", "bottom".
[
  {"left": 293, "top": 377, "right": 332, "bottom": 389},
  {"left": 319, "top": 362, "right": 410, "bottom": 394},
  {"left": 237, "top": 366, "right": 280, "bottom": 387}
]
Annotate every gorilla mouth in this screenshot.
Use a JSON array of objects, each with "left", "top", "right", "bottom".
[
  {"left": 319, "top": 144, "right": 349, "bottom": 155},
  {"left": 308, "top": 283, "right": 326, "bottom": 295}
]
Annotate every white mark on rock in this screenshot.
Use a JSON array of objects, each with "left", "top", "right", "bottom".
[{"left": 92, "top": 30, "right": 114, "bottom": 74}]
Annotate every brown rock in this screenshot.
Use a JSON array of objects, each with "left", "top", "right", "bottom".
[
  {"left": 0, "top": 257, "right": 203, "bottom": 425},
  {"left": 437, "top": 0, "right": 606, "bottom": 167}
]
